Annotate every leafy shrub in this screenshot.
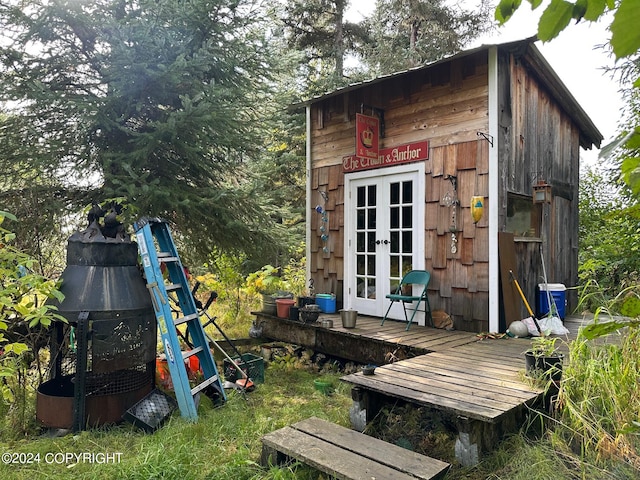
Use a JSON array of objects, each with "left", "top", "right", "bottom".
[{"left": 0, "top": 211, "right": 65, "bottom": 429}]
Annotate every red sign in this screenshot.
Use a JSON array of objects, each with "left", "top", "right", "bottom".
[
  {"left": 355, "top": 113, "right": 379, "bottom": 161},
  {"left": 343, "top": 141, "right": 429, "bottom": 173}
]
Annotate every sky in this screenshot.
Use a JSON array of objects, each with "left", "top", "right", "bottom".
[{"left": 345, "top": 2, "right": 625, "bottom": 165}]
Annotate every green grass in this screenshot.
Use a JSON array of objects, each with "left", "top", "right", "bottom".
[
  {"left": 0, "top": 361, "right": 351, "bottom": 480},
  {"left": 3, "top": 351, "right": 638, "bottom": 480},
  {"left": 2, "top": 326, "right": 640, "bottom": 479}
]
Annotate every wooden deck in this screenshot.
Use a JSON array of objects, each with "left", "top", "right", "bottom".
[
  {"left": 256, "top": 312, "right": 593, "bottom": 466},
  {"left": 341, "top": 342, "right": 542, "bottom": 424},
  {"left": 256, "top": 312, "right": 482, "bottom": 365}
]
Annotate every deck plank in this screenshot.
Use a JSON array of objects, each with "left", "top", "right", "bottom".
[
  {"left": 424, "top": 350, "right": 525, "bottom": 372},
  {"left": 388, "top": 362, "right": 539, "bottom": 400},
  {"left": 410, "top": 353, "right": 524, "bottom": 377},
  {"left": 406, "top": 356, "right": 532, "bottom": 389},
  {"left": 367, "top": 368, "right": 526, "bottom": 411},
  {"left": 341, "top": 371, "right": 507, "bottom": 421}
]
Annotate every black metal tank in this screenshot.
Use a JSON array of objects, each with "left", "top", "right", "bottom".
[{"left": 37, "top": 216, "right": 157, "bottom": 431}]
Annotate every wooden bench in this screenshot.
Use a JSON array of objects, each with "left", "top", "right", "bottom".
[{"left": 260, "top": 416, "right": 450, "bottom": 480}]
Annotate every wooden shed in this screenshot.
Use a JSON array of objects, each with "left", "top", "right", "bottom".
[{"left": 302, "top": 38, "right": 602, "bottom": 333}]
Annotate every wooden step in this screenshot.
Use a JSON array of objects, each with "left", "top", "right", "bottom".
[{"left": 260, "top": 416, "right": 449, "bottom": 480}]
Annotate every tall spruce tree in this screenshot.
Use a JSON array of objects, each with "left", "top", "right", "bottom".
[
  {"left": 362, "top": 0, "right": 493, "bottom": 74},
  {"left": 282, "top": 0, "right": 370, "bottom": 94},
  {"left": 0, "top": 0, "right": 283, "bottom": 261}
]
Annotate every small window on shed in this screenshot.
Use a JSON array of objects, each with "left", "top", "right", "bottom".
[{"left": 506, "top": 194, "right": 541, "bottom": 238}]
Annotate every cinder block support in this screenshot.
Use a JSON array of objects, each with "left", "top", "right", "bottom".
[
  {"left": 455, "top": 408, "right": 523, "bottom": 467},
  {"left": 454, "top": 416, "right": 489, "bottom": 467},
  {"left": 348, "top": 387, "right": 382, "bottom": 432},
  {"left": 454, "top": 429, "right": 479, "bottom": 467}
]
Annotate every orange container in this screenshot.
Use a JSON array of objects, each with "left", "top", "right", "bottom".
[{"left": 275, "top": 298, "right": 296, "bottom": 318}]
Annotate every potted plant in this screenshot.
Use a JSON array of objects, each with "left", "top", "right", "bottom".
[
  {"left": 524, "top": 336, "right": 564, "bottom": 382},
  {"left": 246, "top": 265, "right": 291, "bottom": 315}
]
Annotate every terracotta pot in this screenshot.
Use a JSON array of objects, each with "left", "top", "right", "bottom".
[{"left": 275, "top": 298, "right": 296, "bottom": 319}]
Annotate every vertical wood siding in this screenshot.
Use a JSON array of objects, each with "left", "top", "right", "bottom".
[{"left": 501, "top": 51, "right": 581, "bottom": 316}]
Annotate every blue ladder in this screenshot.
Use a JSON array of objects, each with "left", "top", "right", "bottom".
[{"left": 134, "top": 218, "right": 226, "bottom": 420}]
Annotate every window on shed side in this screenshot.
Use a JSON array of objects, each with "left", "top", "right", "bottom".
[{"left": 506, "top": 194, "right": 541, "bottom": 238}]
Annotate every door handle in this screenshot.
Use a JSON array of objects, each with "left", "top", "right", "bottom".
[{"left": 376, "top": 240, "right": 390, "bottom": 245}]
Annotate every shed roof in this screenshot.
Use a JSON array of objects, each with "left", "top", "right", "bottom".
[{"left": 296, "top": 38, "right": 603, "bottom": 150}]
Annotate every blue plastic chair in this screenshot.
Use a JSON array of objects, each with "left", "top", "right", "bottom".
[{"left": 380, "top": 270, "right": 432, "bottom": 331}]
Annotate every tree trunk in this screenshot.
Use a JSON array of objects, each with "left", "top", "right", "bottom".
[{"left": 334, "top": 0, "right": 345, "bottom": 80}]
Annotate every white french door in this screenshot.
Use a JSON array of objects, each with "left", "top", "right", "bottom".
[{"left": 344, "top": 164, "right": 425, "bottom": 323}]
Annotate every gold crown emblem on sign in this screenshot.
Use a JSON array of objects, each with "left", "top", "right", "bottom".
[{"left": 361, "top": 129, "right": 373, "bottom": 148}]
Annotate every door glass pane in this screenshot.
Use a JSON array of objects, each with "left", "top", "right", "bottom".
[
  {"left": 356, "top": 232, "right": 365, "bottom": 252},
  {"left": 357, "top": 255, "right": 365, "bottom": 275},
  {"left": 402, "top": 206, "right": 412, "bottom": 228},
  {"left": 402, "top": 256, "right": 413, "bottom": 276},
  {"left": 367, "top": 209, "right": 376, "bottom": 229},
  {"left": 368, "top": 185, "right": 377, "bottom": 206},
  {"left": 390, "top": 231, "right": 399, "bottom": 253},
  {"left": 402, "top": 181, "right": 412, "bottom": 203},
  {"left": 390, "top": 206, "right": 399, "bottom": 229},
  {"left": 402, "top": 231, "right": 412, "bottom": 253},
  {"left": 357, "top": 186, "right": 365, "bottom": 207},
  {"left": 368, "top": 278, "right": 376, "bottom": 299},
  {"left": 390, "top": 182, "right": 400, "bottom": 205},
  {"left": 357, "top": 210, "right": 365, "bottom": 229},
  {"left": 390, "top": 256, "right": 399, "bottom": 278},
  {"left": 367, "top": 254, "right": 376, "bottom": 276},
  {"left": 367, "top": 232, "right": 376, "bottom": 252}
]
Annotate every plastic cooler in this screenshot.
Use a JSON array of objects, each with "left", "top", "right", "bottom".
[
  {"left": 536, "top": 283, "right": 566, "bottom": 319},
  {"left": 315, "top": 294, "right": 336, "bottom": 313}
]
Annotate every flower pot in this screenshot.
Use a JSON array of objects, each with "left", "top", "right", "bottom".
[
  {"left": 288, "top": 306, "right": 299, "bottom": 321},
  {"left": 524, "top": 351, "right": 564, "bottom": 382},
  {"left": 276, "top": 298, "right": 296, "bottom": 319}
]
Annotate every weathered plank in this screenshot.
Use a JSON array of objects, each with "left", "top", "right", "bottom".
[
  {"left": 341, "top": 371, "right": 505, "bottom": 421},
  {"left": 414, "top": 351, "right": 523, "bottom": 376},
  {"left": 368, "top": 368, "right": 525, "bottom": 412},
  {"left": 389, "top": 362, "right": 537, "bottom": 400},
  {"left": 261, "top": 417, "right": 450, "bottom": 480},
  {"left": 296, "top": 417, "right": 449, "bottom": 479},
  {"left": 411, "top": 334, "right": 481, "bottom": 351}
]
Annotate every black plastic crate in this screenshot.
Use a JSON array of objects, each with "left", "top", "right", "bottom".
[
  {"left": 123, "top": 389, "right": 178, "bottom": 433},
  {"left": 223, "top": 353, "right": 265, "bottom": 384}
]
